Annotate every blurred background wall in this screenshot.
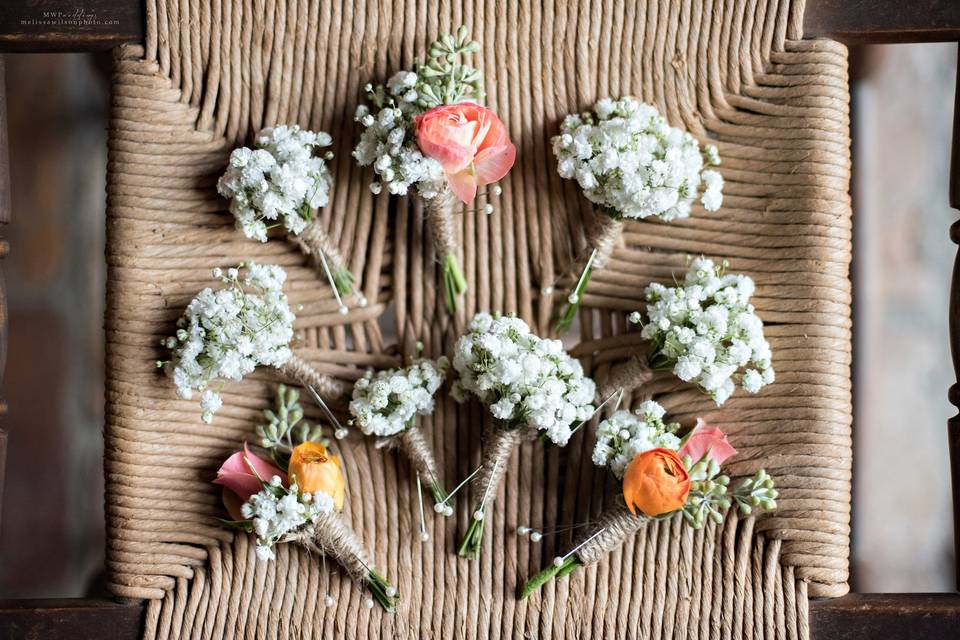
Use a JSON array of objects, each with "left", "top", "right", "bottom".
[{"left": 0, "top": 43, "right": 956, "bottom": 596}]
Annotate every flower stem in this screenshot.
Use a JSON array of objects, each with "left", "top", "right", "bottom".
[
  {"left": 364, "top": 569, "right": 400, "bottom": 612},
  {"left": 330, "top": 265, "right": 355, "bottom": 297},
  {"left": 520, "top": 556, "right": 582, "bottom": 598},
  {"left": 457, "top": 508, "right": 486, "bottom": 559},
  {"left": 554, "top": 250, "right": 597, "bottom": 332},
  {"left": 429, "top": 480, "right": 450, "bottom": 506},
  {"left": 442, "top": 254, "right": 467, "bottom": 313}
]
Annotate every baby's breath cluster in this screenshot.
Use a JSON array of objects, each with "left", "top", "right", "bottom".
[
  {"left": 240, "top": 476, "right": 335, "bottom": 561},
  {"left": 634, "top": 257, "right": 773, "bottom": 406},
  {"left": 218, "top": 125, "right": 334, "bottom": 242},
  {"left": 349, "top": 358, "right": 449, "bottom": 437},
  {"left": 162, "top": 262, "right": 295, "bottom": 423},
  {"left": 451, "top": 313, "right": 596, "bottom": 446},
  {"left": 553, "top": 97, "right": 723, "bottom": 221},
  {"left": 352, "top": 27, "right": 483, "bottom": 198},
  {"left": 592, "top": 403, "right": 681, "bottom": 479}
]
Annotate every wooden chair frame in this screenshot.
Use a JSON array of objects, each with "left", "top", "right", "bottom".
[{"left": 0, "top": 1, "right": 959, "bottom": 637}]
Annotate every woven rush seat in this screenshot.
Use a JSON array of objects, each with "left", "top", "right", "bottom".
[{"left": 104, "top": 0, "right": 851, "bottom": 637}]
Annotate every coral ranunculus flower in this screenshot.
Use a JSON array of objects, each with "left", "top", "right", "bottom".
[
  {"left": 678, "top": 418, "right": 738, "bottom": 465},
  {"left": 288, "top": 442, "right": 346, "bottom": 510},
  {"left": 622, "top": 448, "right": 691, "bottom": 517},
  {"left": 214, "top": 444, "right": 287, "bottom": 520},
  {"left": 414, "top": 102, "right": 516, "bottom": 204}
]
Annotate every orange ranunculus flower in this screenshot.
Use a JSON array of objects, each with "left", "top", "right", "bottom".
[
  {"left": 622, "top": 448, "right": 691, "bottom": 517},
  {"left": 288, "top": 442, "right": 345, "bottom": 510},
  {"left": 414, "top": 102, "right": 516, "bottom": 204}
]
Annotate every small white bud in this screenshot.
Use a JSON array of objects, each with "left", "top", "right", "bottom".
[
  {"left": 530, "top": 531, "right": 542, "bottom": 542},
  {"left": 567, "top": 293, "right": 579, "bottom": 304},
  {"left": 552, "top": 556, "right": 564, "bottom": 567},
  {"left": 473, "top": 510, "right": 484, "bottom": 521},
  {"left": 619, "top": 430, "right": 631, "bottom": 440}
]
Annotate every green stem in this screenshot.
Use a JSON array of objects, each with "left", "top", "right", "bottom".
[
  {"left": 442, "top": 254, "right": 467, "bottom": 313},
  {"left": 429, "top": 480, "right": 450, "bottom": 506},
  {"left": 554, "top": 261, "right": 595, "bottom": 332},
  {"left": 457, "top": 508, "right": 486, "bottom": 559},
  {"left": 520, "top": 556, "right": 582, "bottom": 598},
  {"left": 364, "top": 569, "right": 400, "bottom": 613},
  {"left": 331, "top": 266, "right": 355, "bottom": 297}
]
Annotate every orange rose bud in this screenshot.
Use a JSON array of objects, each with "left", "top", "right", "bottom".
[
  {"left": 288, "top": 442, "right": 345, "bottom": 510},
  {"left": 622, "top": 448, "right": 691, "bottom": 517}
]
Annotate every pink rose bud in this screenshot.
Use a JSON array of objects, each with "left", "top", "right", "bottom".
[
  {"left": 214, "top": 443, "right": 287, "bottom": 520},
  {"left": 414, "top": 102, "right": 516, "bottom": 204},
  {"left": 678, "top": 418, "right": 738, "bottom": 466}
]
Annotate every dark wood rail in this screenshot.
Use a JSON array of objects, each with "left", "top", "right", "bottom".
[{"left": 0, "top": 1, "right": 959, "bottom": 639}]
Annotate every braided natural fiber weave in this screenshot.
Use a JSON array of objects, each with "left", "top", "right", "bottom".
[{"left": 104, "top": 0, "right": 851, "bottom": 637}]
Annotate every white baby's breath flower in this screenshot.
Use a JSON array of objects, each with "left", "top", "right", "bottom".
[
  {"left": 552, "top": 97, "right": 723, "bottom": 221},
  {"left": 218, "top": 125, "right": 334, "bottom": 242},
  {"left": 243, "top": 483, "right": 335, "bottom": 561},
  {"left": 349, "top": 358, "right": 448, "bottom": 437},
  {"left": 635, "top": 257, "right": 773, "bottom": 405},
  {"left": 164, "top": 262, "right": 295, "bottom": 422},
  {"left": 451, "top": 313, "right": 596, "bottom": 446},
  {"left": 592, "top": 405, "right": 681, "bottom": 479}
]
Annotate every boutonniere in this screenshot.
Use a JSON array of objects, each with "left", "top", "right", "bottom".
[
  {"left": 348, "top": 358, "right": 454, "bottom": 522},
  {"left": 354, "top": 27, "right": 517, "bottom": 313},
  {"left": 215, "top": 439, "right": 399, "bottom": 611},
  {"left": 217, "top": 126, "right": 362, "bottom": 314},
  {"left": 520, "top": 407, "right": 777, "bottom": 597},
  {"left": 158, "top": 262, "right": 346, "bottom": 423},
  {"left": 552, "top": 97, "right": 723, "bottom": 330},
  {"left": 450, "top": 312, "right": 596, "bottom": 559},
  {"left": 600, "top": 257, "right": 774, "bottom": 405}
]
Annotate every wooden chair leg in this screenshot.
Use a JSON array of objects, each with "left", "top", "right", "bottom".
[{"left": 948, "top": 43, "right": 960, "bottom": 593}]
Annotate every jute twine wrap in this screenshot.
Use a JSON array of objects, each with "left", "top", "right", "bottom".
[
  {"left": 277, "top": 353, "right": 348, "bottom": 400},
  {"left": 378, "top": 426, "right": 442, "bottom": 490},
  {"left": 292, "top": 219, "right": 350, "bottom": 278},
  {"left": 424, "top": 188, "right": 460, "bottom": 262},
  {"left": 598, "top": 356, "right": 655, "bottom": 400},
  {"left": 106, "top": 1, "right": 850, "bottom": 637},
  {"left": 287, "top": 512, "right": 372, "bottom": 582},
  {"left": 471, "top": 426, "right": 536, "bottom": 511},
  {"left": 575, "top": 501, "right": 649, "bottom": 566},
  {"left": 588, "top": 215, "right": 625, "bottom": 270}
]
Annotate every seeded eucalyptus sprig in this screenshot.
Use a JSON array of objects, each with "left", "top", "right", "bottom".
[
  {"left": 257, "top": 384, "right": 328, "bottom": 467},
  {"left": 415, "top": 26, "right": 484, "bottom": 108},
  {"left": 681, "top": 456, "right": 777, "bottom": 529}
]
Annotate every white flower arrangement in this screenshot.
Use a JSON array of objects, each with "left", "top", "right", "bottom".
[
  {"left": 352, "top": 29, "right": 483, "bottom": 199},
  {"left": 162, "top": 262, "right": 294, "bottom": 423},
  {"left": 242, "top": 476, "right": 335, "bottom": 561},
  {"left": 551, "top": 96, "right": 724, "bottom": 331},
  {"left": 591, "top": 403, "right": 681, "bottom": 479},
  {"left": 218, "top": 125, "right": 334, "bottom": 242},
  {"left": 553, "top": 97, "right": 722, "bottom": 221},
  {"left": 633, "top": 257, "right": 774, "bottom": 405},
  {"left": 349, "top": 358, "right": 448, "bottom": 437},
  {"left": 451, "top": 312, "right": 596, "bottom": 446}
]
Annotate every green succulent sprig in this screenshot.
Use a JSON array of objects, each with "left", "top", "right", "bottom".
[
  {"left": 415, "top": 26, "right": 484, "bottom": 108},
  {"left": 256, "top": 384, "right": 328, "bottom": 468},
  {"left": 682, "top": 456, "right": 777, "bottom": 529}
]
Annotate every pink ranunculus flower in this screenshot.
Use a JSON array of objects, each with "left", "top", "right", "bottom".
[
  {"left": 678, "top": 418, "right": 738, "bottom": 466},
  {"left": 414, "top": 102, "right": 517, "bottom": 204},
  {"left": 214, "top": 443, "right": 287, "bottom": 520}
]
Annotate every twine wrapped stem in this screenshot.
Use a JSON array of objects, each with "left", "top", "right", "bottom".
[
  {"left": 276, "top": 353, "right": 348, "bottom": 401},
  {"left": 292, "top": 219, "right": 356, "bottom": 297},
  {"left": 458, "top": 425, "right": 533, "bottom": 559},
  {"left": 380, "top": 425, "right": 448, "bottom": 504},
  {"left": 521, "top": 499, "right": 648, "bottom": 598},
  {"left": 555, "top": 214, "right": 624, "bottom": 331},
  {"left": 424, "top": 188, "right": 467, "bottom": 313},
  {"left": 598, "top": 354, "right": 654, "bottom": 399},
  {"left": 287, "top": 512, "right": 399, "bottom": 611}
]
